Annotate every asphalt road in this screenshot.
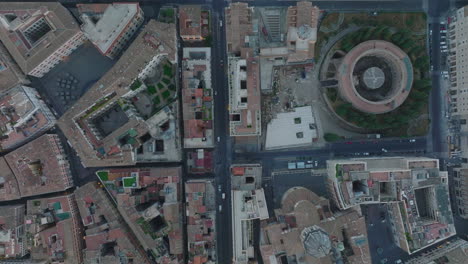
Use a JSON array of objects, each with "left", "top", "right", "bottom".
[
  {"left": 210, "top": 1, "right": 234, "bottom": 263},
  {"left": 427, "top": 0, "right": 451, "bottom": 156},
  {"left": 15, "top": 0, "right": 462, "bottom": 263},
  {"left": 362, "top": 204, "right": 410, "bottom": 263}
]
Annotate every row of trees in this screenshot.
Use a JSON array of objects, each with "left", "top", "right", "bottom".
[{"left": 340, "top": 26, "right": 429, "bottom": 72}]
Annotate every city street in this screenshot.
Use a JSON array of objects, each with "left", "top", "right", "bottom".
[{"left": 8, "top": 0, "right": 466, "bottom": 263}]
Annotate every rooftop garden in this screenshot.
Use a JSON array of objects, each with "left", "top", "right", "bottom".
[
  {"left": 123, "top": 176, "right": 137, "bottom": 188},
  {"left": 97, "top": 171, "right": 109, "bottom": 181},
  {"left": 336, "top": 164, "right": 343, "bottom": 181}
]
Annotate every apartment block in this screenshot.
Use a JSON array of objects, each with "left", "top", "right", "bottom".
[
  {"left": 182, "top": 47, "right": 214, "bottom": 148},
  {"left": 179, "top": 5, "right": 210, "bottom": 42},
  {"left": 0, "top": 85, "right": 56, "bottom": 151},
  {"left": 185, "top": 180, "right": 217, "bottom": 264},
  {"left": 260, "top": 187, "right": 371, "bottom": 264},
  {"left": 326, "top": 157, "right": 456, "bottom": 254},
  {"left": 231, "top": 164, "right": 268, "bottom": 264},
  {"left": 0, "top": 3, "right": 85, "bottom": 77},
  {"left": 26, "top": 194, "right": 83, "bottom": 264},
  {"left": 96, "top": 167, "right": 183, "bottom": 263},
  {"left": 225, "top": 3, "right": 254, "bottom": 55},
  {"left": 2, "top": 134, "right": 73, "bottom": 200},
  {"left": 452, "top": 167, "right": 468, "bottom": 219},
  {"left": 406, "top": 237, "right": 468, "bottom": 264},
  {"left": 0, "top": 205, "right": 26, "bottom": 259},
  {"left": 75, "top": 182, "right": 149, "bottom": 264},
  {"left": 187, "top": 149, "right": 213, "bottom": 174},
  {"left": 0, "top": 41, "right": 28, "bottom": 93},
  {"left": 58, "top": 20, "right": 180, "bottom": 167},
  {"left": 78, "top": 3, "right": 144, "bottom": 59},
  {"left": 285, "top": 1, "right": 320, "bottom": 63},
  {"left": 228, "top": 53, "right": 261, "bottom": 136}
]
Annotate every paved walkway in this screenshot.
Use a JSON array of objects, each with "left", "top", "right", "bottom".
[
  {"left": 319, "top": 13, "right": 345, "bottom": 33},
  {"left": 316, "top": 25, "right": 360, "bottom": 72}
]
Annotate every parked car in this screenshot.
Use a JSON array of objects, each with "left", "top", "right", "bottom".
[
  {"left": 222, "top": 193, "right": 226, "bottom": 199},
  {"left": 382, "top": 148, "right": 388, "bottom": 153},
  {"left": 409, "top": 139, "right": 416, "bottom": 142},
  {"left": 219, "top": 205, "right": 222, "bottom": 212},
  {"left": 380, "top": 212, "right": 386, "bottom": 222},
  {"left": 217, "top": 136, "right": 220, "bottom": 142},
  {"left": 314, "top": 160, "right": 318, "bottom": 167}
]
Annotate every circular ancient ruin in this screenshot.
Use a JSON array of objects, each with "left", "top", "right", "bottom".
[{"left": 337, "top": 40, "right": 413, "bottom": 114}]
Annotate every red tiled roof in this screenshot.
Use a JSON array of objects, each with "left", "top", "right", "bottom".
[
  {"left": 232, "top": 167, "right": 245, "bottom": 176},
  {"left": 195, "top": 89, "right": 203, "bottom": 97}
]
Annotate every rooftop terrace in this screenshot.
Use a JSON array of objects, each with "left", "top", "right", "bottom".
[{"left": 58, "top": 19, "right": 178, "bottom": 167}]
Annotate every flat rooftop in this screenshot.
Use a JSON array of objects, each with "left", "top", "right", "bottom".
[
  {"left": 225, "top": 2, "right": 254, "bottom": 55},
  {"left": 265, "top": 106, "right": 317, "bottom": 149},
  {"left": 0, "top": 42, "right": 25, "bottom": 92},
  {"left": 78, "top": 3, "right": 140, "bottom": 54},
  {"left": 97, "top": 167, "right": 183, "bottom": 263},
  {"left": 327, "top": 157, "right": 456, "bottom": 254},
  {"left": 182, "top": 47, "right": 214, "bottom": 148},
  {"left": 0, "top": 85, "right": 56, "bottom": 150},
  {"left": 26, "top": 194, "right": 83, "bottom": 264},
  {"left": 179, "top": 5, "right": 202, "bottom": 38},
  {"left": 4, "top": 134, "right": 73, "bottom": 198},
  {"left": 0, "top": 2, "right": 82, "bottom": 75},
  {"left": 0, "top": 204, "right": 25, "bottom": 258},
  {"left": 58, "top": 19, "right": 177, "bottom": 167},
  {"left": 75, "top": 182, "right": 148, "bottom": 264},
  {"left": 229, "top": 55, "right": 261, "bottom": 136},
  {"left": 0, "top": 157, "right": 20, "bottom": 201}
]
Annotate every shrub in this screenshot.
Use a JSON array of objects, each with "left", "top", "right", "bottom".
[
  {"left": 327, "top": 88, "right": 338, "bottom": 102},
  {"left": 162, "top": 90, "right": 171, "bottom": 99},
  {"left": 324, "top": 133, "right": 342, "bottom": 142},
  {"left": 163, "top": 64, "right": 173, "bottom": 76},
  {"left": 130, "top": 79, "right": 142, "bottom": 91},
  {"left": 147, "top": 85, "right": 157, "bottom": 94}
]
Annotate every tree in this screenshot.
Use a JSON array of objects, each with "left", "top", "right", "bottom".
[
  {"left": 336, "top": 103, "right": 352, "bottom": 117},
  {"left": 410, "top": 90, "right": 429, "bottom": 101},
  {"left": 363, "top": 27, "right": 374, "bottom": 40},
  {"left": 324, "top": 133, "right": 342, "bottom": 142},
  {"left": 381, "top": 28, "right": 392, "bottom": 40},
  {"left": 204, "top": 35, "right": 213, "bottom": 47},
  {"left": 415, "top": 56, "right": 429, "bottom": 70}
]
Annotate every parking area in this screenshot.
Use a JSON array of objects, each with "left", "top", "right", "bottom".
[
  {"left": 362, "top": 204, "right": 409, "bottom": 264},
  {"left": 30, "top": 42, "right": 115, "bottom": 116}
]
